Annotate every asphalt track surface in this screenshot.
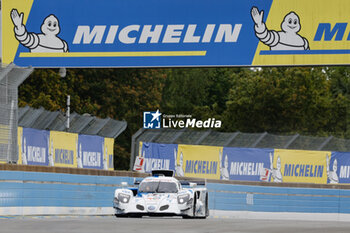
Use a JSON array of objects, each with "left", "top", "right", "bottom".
[{"left": 2, "top": 216, "right": 350, "bottom": 233}]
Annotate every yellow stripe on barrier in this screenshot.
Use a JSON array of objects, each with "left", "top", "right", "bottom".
[{"left": 19, "top": 51, "right": 207, "bottom": 58}]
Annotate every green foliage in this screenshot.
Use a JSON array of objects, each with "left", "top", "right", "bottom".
[
  {"left": 161, "top": 68, "right": 232, "bottom": 120},
  {"left": 18, "top": 66, "right": 349, "bottom": 170},
  {"left": 223, "top": 67, "right": 349, "bottom": 136},
  {"left": 19, "top": 68, "right": 167, "bottom": 170}
]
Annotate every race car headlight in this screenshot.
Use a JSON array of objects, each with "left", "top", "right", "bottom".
[
  {"left": 118, "top": 193, "right": 131, "bottom": 203},
  {"left": 177, "top": 194, "right": 190, "bottom": 204}
]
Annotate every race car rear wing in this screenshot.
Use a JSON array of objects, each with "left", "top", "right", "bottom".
[
  {"left": 180, "top": 180, "right": 206, "bottom": 186},
  {"left": 152, "top": 170, "right": 174, "bottom": 177}
]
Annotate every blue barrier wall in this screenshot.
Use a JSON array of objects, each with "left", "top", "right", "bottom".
[
  {"left": 1, "top": 170, "right": 350, "bottom": 216},
  {"left": 0, "top": 171, "right": 132, "bottom": 208},
  {"left": 208, "top": 183, "right": 350, "bottom": 214}
]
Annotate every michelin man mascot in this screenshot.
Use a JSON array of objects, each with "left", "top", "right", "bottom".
[
  {"left": 103, "top": 144, "right": 108, "bottom": 170},
  {"left": 77, "top": 143, "right": 83, "bottom": 169},
  {"left": 48, "top": 139, "right": 55, "bottom": 166},
  {"left": 219, "top": 150, "right": 229, "bottom": 180},
  {"left": 11, "top": 9, "right": 68, "bottom": 53},
  {"left": 326, "top": 154, "right": 339, "bottom": 184},
  {"left": 270, "top": 154, "right": 283, "bottom": 183},
  {"left": 174, "top": 149, "right": 185, "bottom": 177},
  {"left": 251, "top": 7, "right": 309, "bottom": 50}
]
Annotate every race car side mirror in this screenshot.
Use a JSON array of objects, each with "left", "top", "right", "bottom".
[{"left": 121, "top": 182, "right": 128, "bottom": 187}]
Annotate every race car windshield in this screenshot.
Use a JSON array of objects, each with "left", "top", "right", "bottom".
[{"left": 139, "top": 181, "right": 178, "bottom": 193}]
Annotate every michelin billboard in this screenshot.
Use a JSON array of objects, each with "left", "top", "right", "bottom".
[
  {"left": 3, "top": 0, "right": 350, "bottom": 67},
  {"left": 135, "top": 141, "right": 350, "bottom": 185},
  {"left": 17, "top": 127, "right": 114, "bottom": 170}
]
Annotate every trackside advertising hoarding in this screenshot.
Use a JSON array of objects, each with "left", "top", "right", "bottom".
[
  {"left": 18, "top": 127, "right": 49, "bottom": 166},
  {"left": 135, "top": 141, "right": 350, "bottom": 185},
  {"left": 3, "top": 0, "right": 350, "bottom": 67},
  {"left": 133, "top": 142, "right": 177, "bottom": 173},
  {"left": 17, "top": 127, "right": 114, "bottom": 170}
]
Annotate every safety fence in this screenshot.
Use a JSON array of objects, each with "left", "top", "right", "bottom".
[
  {"left": 131, "top": 129, "right": 350, "bottom": 170},
  {"left": 16, "top": 127, "right": 114, "bottom": 170},
  {"left": 0, "top": 64, "right": 34, "bottom": 163},
  {"left": 133, "top": 142, "right": 350, "bottom": 185},
  {"left": 0, "top": 105, "right": 127, "bottom": 165},
  {"left": 1, "top": 170, "right": 350, "bottom": 221},
  {"left": 18, "top": 106, "right": 127, "bottom": 139}
]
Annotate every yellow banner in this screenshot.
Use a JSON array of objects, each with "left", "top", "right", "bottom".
[
  {"left": 2, "top": 0, "right": 34, "bottom": 64},
  {"left": 253, "top": 0, "right": 350, "bottom": 66},
  {"left": 272, "top": 149, "right": 330, "bottom": 184},
  {"left": 176, "top": 144, "right": 221, "bottom": 179},
  {"left": 49, "top": 131, "right": 78, "bottom": 168},
  {"left": 17, "top": 127, "right": 23, "bottom": 164},
  {"left": 104, "top": 137, "right": 114, "bottom": 170}
]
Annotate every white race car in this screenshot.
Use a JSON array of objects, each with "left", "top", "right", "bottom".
[{"left": 113, "top": 170, "right": 209, "bottom": 218}]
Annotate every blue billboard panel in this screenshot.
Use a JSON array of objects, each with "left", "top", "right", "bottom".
[
  {"left": 134, "top": 142, "right": 177, "bottom": 173},
  {"left": 6, "top": 0, "right": 350, "bottom": 67},
  {"left": 328, "top": 152, "right": 350, "bottom": 184},
  {"left": 78, "top": 134, "right": 104, "bottom": 169},
  {"left": 3, "top": 0, "right": 272, "bottom": 67},
  {"left": 21, "top": 127, "right": 49, "bottom": 166},
  {"left": 221, "top": 147, "right": 273, "bottom": 182}
]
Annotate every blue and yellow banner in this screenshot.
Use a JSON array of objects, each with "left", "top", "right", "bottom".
[
  {"left": 19, "top": 127, "right": 49, "bottom": 166},
  {"left": 327, "top": 152, "right": 350, "bottom": 184},
  {"left": 49, "top": 131, "right": 77, "bottom": 168},
  {"left": 3, "top": 0, "right": 350, "bottom": 67},
  {"left": 17, "top": 127, "right": 23, "bottom": 164},
  {"left": 221, "top": 147, "right": 273, "bottom": 182},
  {"left": 77, "top": 134, "right": 104, "bottom": 170},
  {"left": 135, "top": 142, "right": 223, "bottom": 180},
  {"left": 104, "top": 138, "right": 115, "bottom": 171},
  {"left": 135, "top": 142, "right": 177, "bottom": 173},
  {"left": 15, "top": 127, "right": 114, "bottom": 169},
  {"left": 136, "top": 141, "right": 350, "bottom": 185},
  {"left": 177, "top": 144, "right": 221, "bottom": 179},
  {"left": 267, "top": 149, "right": 329, "bottom": 184}
]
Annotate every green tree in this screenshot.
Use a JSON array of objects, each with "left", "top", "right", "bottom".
[
  {"left": 161, "top": 68, "right": 233, "bottom": 121},
  {"left": 19, "top": 68, "right": 167, "bottom": 170},
  {"left": 18, "top": 66, "right": 349, "bottom": 170},
  {"left": 223, "top": 67, "right": 348, "bottom": 136}
]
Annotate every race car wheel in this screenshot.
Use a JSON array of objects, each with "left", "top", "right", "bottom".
[
  {"left": 196, "top": 193, "right": 208, "bottom": 219},
  {"left": 182, "top": 193, "right": 197, "bottom": 219},
  {"left": 193, "top": 192, "right": 197, "bottom": 217},
  {"left": 205, "top": 192, "right": 209, "bottom": 217}
]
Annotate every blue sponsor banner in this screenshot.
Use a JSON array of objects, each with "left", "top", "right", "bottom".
[
  {"left": 328, "top": 152, "right": 350, "bottom": 184},
  {"left": 221, "top": 147, "right": 273, "bottom": 182},
  {"left": 6, "top": 0, "right": 273, "bottom": 67},
  {"left": 78, "top": 134, "right": 104, "bottom": 169},
  {"left": 136, "top": 142, "right": 177, "bottom": 173},
  {"left": 21, "top": 127, "right": 49, "bottom": 166}
]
